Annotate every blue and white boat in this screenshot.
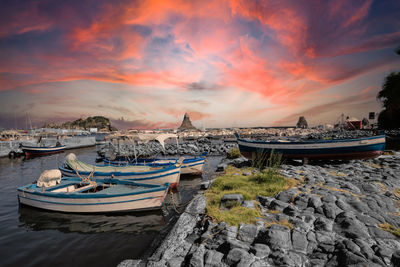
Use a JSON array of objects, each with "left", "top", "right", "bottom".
[
  {"left": 17, "top": 175, "right": 170, "bottom": 213},
  {"left": 235, "top": 133, "right": 386, "bottom": 161},
  {"left": 59, "top": 153, "right": 182, "bottom": 188},
  {"left": 103, "top": 155, "right": 206, "bottom": 175}
]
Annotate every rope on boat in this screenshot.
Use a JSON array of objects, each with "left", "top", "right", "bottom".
[{"left": 73, "top": 167, "right": 97, "bottom": 188}]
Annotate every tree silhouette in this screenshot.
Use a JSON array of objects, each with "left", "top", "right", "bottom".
[{"left": 377, "top": 47, "right": 400, "bottom": 129}]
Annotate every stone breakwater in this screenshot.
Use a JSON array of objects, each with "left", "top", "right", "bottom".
[
  {"left": 120, "top": 152, "right": 400, "bottom": 266},
  {"left": 98, "top": 139, "right": 237, "bottom": 158}
]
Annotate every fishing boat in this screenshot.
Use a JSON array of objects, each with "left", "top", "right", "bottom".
[
  {"left": 20, "top": 143, "right": 66, "bottom": 157},
  {"left": 59, "top": 153, "right": 182, "bottom": 188},
  {"left": 235, "top": 133, "right": 386, "bottom": 161},
  {"left": 103, "top": 154, "right": 206, "bottom": 175},
  {"left": 17, "top": 170, "right": 170, "bottom": 213}
]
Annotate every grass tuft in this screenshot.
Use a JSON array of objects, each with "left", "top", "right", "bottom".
[
  {"left": 394, "top": 188, "right": 400, "bottom": 198},
  {"left": 378, "top": 222, "right": 400, "bottom": 238},
  {"left": 265, "top": 219, "right": 293, "bottom": 230},
  {"left": 227, "top": 147, "right": 241, "bottom": 159},
  {"left": 251, "top": 150, "right": 283, "bottom": 171},
  {"left": 328, "top": 170, "right": 347, "bottom": 177},
  {"left": 205, "top": 164, "right": 296, "bottom": 226},
  {"left": 267, "top": 209, "right": 280, "bottom": 214},
  {"left": 363, "top": 162, "right": 381, "bottom": 169},
  {"left": 383, "top": 150, "right": 396, "bottom": 156},
  {"left": 322, "top": 185, "right": 361, "bottom": 199},
  {"left": 376, "top": 182, "right": 387, "bottom": 192}
]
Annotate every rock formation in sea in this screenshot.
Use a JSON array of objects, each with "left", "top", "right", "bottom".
[
  {"left": 296, "top": 116, "right": 308, "bottom": 128},
  {"left": 178, "top": 113, "right": 197, "bottom": 130}
]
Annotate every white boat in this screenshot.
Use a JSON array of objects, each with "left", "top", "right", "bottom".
[
  {"left": 17, "top": 171, "right": 170, "bottom": 213},
  {"left": 59, "top": 153, "right": 182, "bottom": 188}
]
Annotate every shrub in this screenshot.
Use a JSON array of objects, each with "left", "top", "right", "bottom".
[
  {"left": 251, "top": 149, "right": 283, "bottom": 171},
  {"left": 227, "top": 147, "right": 241, "bottom": 159}
]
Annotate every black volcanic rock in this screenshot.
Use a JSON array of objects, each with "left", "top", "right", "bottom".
[
  {"left": 178, "top": 113, "right": 196, "bottom": 130},
  {"left": 296, "top": 116, "right": 308, "bottom": 128}
]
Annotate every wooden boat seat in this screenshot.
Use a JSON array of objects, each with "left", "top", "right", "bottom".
[{"left": 71, "top": 184, "right": 95, "bottom": 193}]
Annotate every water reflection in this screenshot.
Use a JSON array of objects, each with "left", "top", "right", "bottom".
[{"left": 18, "top": 205, "right": 166, "bottom": 234}]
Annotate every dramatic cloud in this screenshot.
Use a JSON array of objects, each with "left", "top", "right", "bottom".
[{"left": 0, "top": 0, "right": 399, "bottom": 129}]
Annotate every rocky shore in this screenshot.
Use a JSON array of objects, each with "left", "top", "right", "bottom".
[
  {"left": 98, "top": 139, "right": 237, "bottom": 158},
  {"left": 120, "top": 152, "right": 400, "bottom": 267}
]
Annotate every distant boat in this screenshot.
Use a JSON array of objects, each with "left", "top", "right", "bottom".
[
  {"left": 20, "top": 143, "right": 66, "bottom": 157},
  {"left": 17, "top": 175, "right": 170, "bottom": 213},
  {"left": 59, "top": 153, "right": 182, "bottom": 188},
  {"left": 235, "top": 133, "right": 386, "bottom": 161},
  {"left": 103, "top": 154, "right": 206, "bottom": 175}
]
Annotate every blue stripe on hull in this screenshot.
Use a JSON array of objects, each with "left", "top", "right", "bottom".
[
  {"left": 59, "top": 167, "right": 180, "bottom": 181},
  {"left": 18, "top": 194, "right": 156, "bottom": 205}
]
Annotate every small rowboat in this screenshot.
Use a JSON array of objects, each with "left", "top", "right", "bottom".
[
  {"left": 235, "top": 133, "right": 386, "bottom": 161},
  {"left": 17, "top": 176, "right": 169, "bottom": 213},
  {"left": 20, "top": 144, "right": 66, "bottom": 157},
  {"left": 103, "top": 156, "right": 206, "bottom": 175},
  {"left": 59, "top": 153, "right": 182, "bottom": 188}
]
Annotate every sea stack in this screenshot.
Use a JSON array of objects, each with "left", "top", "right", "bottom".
[
  {"left": 178, "top": 113, "right": 196, "bottom": 130},
  {"left": 296, "top": 116, "right": 308, "bottom": 128}
]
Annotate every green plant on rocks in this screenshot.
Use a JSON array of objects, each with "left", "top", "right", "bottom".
[
  {"left": 227, "top": 147, "right": 241, "bottom": 159},
  {"left": 205, "top": 164, "right": 298, "bottom": 226},
  {"left": 379, "top": 222, "right": 400, "bottom": 237},
  {"left": 251, "top": 149, "right": 283, "bottom": 171}
]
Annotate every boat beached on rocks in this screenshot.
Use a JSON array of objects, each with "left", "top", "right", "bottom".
[
  {"left": 59, "top": 153, "right": 183, "bottom": 188},
  {"left": 235, "top": 132, "right": 386, "bottom": 161},
  {"left": 17, "top": 170, "right": 170, "bottom": 213}
]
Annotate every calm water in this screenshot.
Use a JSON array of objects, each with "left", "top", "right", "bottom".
[{"left": 0, "top": 147, "right": 221, "bottom": 267}]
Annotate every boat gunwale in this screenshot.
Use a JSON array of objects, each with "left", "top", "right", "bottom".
[
  {"left": 21, "top": 145, "right": 66, "bottom": 149},
  {"left": 237, "top": 134, "right": 385, "bottom": 145},
  {"left": 17, "top": 178, "right": 169, "bottom": 199},
  {"left": 104, "top": 157, "right": 205, "bottom": 165},
  {"left": 61, "top": 160, "right": 181, "bottom": 175},
  {"left": 59, "top": 165, "right": 180, "bottom": 181}
]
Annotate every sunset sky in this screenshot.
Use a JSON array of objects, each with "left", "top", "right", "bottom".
[{"left": 1, "top": 0, "right": 399, "bottom": 130}]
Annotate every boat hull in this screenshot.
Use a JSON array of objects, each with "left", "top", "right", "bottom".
[
  {"left": 181, "top": 160, "right": 205, "bottom": 175},
  {"left": 22, "top": 145, "right": 66, "bottom": 157},
  {"left": 59, "top": 165, "right": 181, "bottom": 188},
  {"left": 104, "top": 158, "right": 205, "bottom": 175},
  {"left": 237, "top": 135, "right": 386, "bottom": 160},
  {"left": 17, "top": 179, "right": 169, "bottom": 213}
]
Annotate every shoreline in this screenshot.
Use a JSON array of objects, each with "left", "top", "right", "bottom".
[{"left": 120, "top": 152, "right": 400, "bottom": 266}]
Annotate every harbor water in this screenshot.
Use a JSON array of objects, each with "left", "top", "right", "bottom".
[{"left": 0, "top": 146, "right": 221, "bottom": 267}]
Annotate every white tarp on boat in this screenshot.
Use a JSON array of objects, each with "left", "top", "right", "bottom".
[
  {"left": 109, "top": 133, "right": 178, "bottom": 149},
  {"left": 37, "top": 169, "right": 62, "bottom": 187},
  {"left": 65, "top": 153, "right": 156, "bottom": 173}
]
